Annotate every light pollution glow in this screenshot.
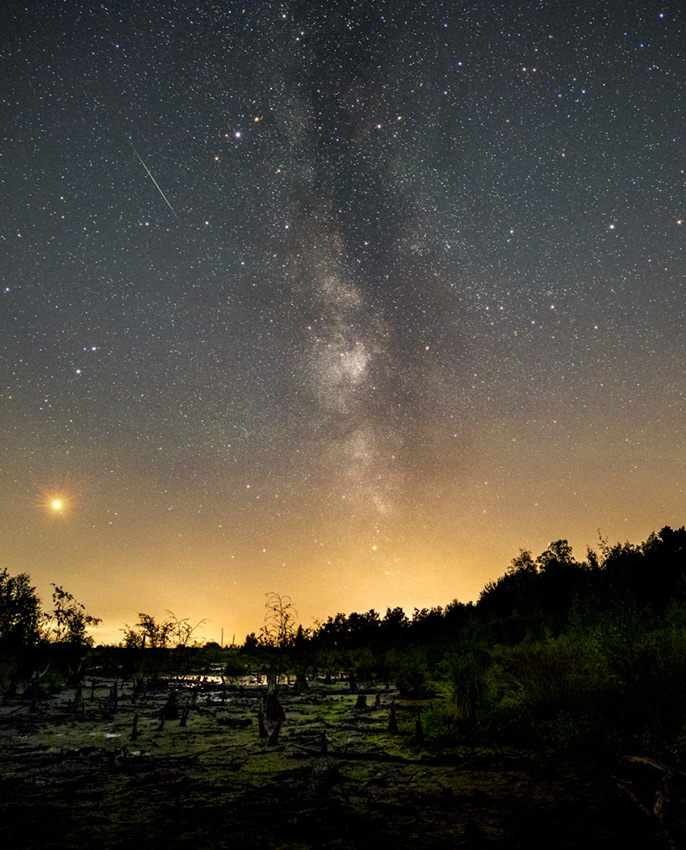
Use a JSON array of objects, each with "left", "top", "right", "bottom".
[{"left": 1, "top": 2, "right": 684, "bottom": 645}]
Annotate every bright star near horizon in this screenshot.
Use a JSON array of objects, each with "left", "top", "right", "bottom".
[{"left": 2, "top": 0, "right": 685, "bottom": 645}]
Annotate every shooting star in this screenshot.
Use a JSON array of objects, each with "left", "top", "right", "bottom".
[{"left": 129, "top": 142, "right": 180, "bottom": 222}]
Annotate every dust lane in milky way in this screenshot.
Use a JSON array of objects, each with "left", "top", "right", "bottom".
[{"left": 1, "top": 0, "right": 684, "bottom": 643}]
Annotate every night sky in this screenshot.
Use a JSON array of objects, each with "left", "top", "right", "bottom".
[{"left": 2, "top": 0, "right": 685, "bottom": 644}]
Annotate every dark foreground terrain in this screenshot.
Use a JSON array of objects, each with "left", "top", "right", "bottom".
[{"left": 0, "top": 675, "right": 672, "bottom": 849}]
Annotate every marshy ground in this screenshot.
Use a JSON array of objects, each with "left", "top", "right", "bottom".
[{"left": 0, "top": 674, "right": 665, "bottom": 848}]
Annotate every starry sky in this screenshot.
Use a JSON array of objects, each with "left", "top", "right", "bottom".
[{"left": 2, "top": 0, "right": 685, "bottom": 645}]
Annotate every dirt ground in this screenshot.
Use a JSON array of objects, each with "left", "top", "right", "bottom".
[{"left": 0, "top": 674, "right": 665, "bottom": 849}]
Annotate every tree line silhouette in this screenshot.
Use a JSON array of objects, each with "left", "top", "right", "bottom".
[
  {"left": 244, "top": 526, "right": 686, "bottom": 759},
  {"left": 2, "top": 525, "right": 686, "bottom": 761}
]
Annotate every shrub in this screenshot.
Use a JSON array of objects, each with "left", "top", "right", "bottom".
[
  {"left": 440, "top": 647, "right": 489, "bottom": 735},
  {"left": 391, "top": 647, "right": 434, "bottom": 698}
]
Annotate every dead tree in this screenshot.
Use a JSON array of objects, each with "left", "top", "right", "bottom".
[{"left": 264, "top": 690, "right": 286, "bottom": 745}]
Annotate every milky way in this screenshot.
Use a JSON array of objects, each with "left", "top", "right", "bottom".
[{"left": 1, "top": 1, "right": 685, "bottom": 642}]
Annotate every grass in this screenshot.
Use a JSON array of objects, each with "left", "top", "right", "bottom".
[{"left": 0, "top": 671, "right": 666, "bottom": 848}]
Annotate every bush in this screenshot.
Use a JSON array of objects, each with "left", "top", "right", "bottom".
[
  {"left": 440, "top": 647, "right": 489, "bottom": 735},
  {"left": 390, "top": 647, "right": 434, "bottom": 698},
  {"left": 224, "top": 651, "right": 248, "bottom": 680},
  {"left": 482, "top": 634, "right": 619, "bottom": 755},
  {"left": 421, "top": 705, "right": 458, "bottom": 745}
]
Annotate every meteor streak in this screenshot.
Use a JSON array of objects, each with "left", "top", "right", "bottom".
[{"left": 129, "top": 142, "right": 180, "bottom": 222}]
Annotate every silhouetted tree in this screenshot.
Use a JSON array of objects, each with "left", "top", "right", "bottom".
[
  {"left": 43, "top": 584, "right": 101, "bottom": 646},
  {"left": 640, "top": 526, "right": 686, "bottom": 610},
  {"left": 165, "top": 610, "right": 207, "bottom": 648},
  {"left": 123, "top": 613, "right": 175, "bottom": 649},
  {"left": 260, "top": 592, "right": 298, "bottom": 648},
  {"left": 0, "top": 569, "right": 42, "bottom": 648},
  {"left": 380, "top": 606, "right": 409, "bottom": 644}
]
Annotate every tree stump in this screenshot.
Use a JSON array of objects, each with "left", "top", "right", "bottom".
[
  {"left": 257, "top": 704, "right": 268, "bottom": 739},
  {"left": 162, "top": 688, "right": 179, "bottom": 720},
  {"left": 414, "top": 710, "right": 424, "bottom": 745},
  {"left": 388, "top": 701, "right": 398, "bottom": 733},
  {"left": 264, "top": 690, "right": 285, "bottom": 745},
  {"left": 267, "top": 663, "right": 278, "bottom": 694}
]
